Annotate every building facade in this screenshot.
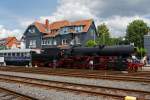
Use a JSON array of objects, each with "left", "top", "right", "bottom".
[
  {"left": 144, "top": 32, "right": 150, "bottom": 56},
  {"left": 22, "top": 19, "right": 97, "bottom": 49},
  {"left": 0, "top": 37, "right": 20, "bottom": 50}
]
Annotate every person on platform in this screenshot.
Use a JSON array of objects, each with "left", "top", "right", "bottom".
[
  {"left": 131, "top": 54, "right": 139, "bottom": 63},
  {"left": 141, "top": 55, "right": 148, "bottom": 65},
  {"left": 89, "top": 59, "right": 94, "bottom": 70}
]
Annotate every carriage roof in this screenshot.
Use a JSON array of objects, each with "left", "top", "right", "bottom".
[{"left": 0, "top": 49, "right": 39, "bottom": 53}]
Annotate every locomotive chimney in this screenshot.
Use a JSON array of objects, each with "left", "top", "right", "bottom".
[{"left": 45, "top": 19, "right": 49, "bottom": 29}]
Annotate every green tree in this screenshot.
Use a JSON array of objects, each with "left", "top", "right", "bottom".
[
  {"left": 109, "top": 38, "right": 120, "bottom": 45},
  {"left": 126, "top": 20, "right": 149, "bottom": 48},
  {"left": 0, "top": 46, "right": 6, "bottom": 50},
  {"left": 136, "top": 47, "right": 147, "bottom": 58},
  {"left": 86, "top": 40, "right": 97, "bottom": 47},
  {"left": 97, "top": 23, "right": 110, "bottom": 45}
]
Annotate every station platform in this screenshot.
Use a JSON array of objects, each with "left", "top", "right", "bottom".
[{"left": 140, "top": 66, "right": 150, "bottom": 71}]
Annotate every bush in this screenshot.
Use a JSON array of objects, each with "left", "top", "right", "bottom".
[{"left": 86, "top": 40, "right": 97, "bottom": 47}]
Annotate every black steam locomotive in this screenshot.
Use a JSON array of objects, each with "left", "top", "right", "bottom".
[{"left": 32, "top": 45, "right": 136, "bottom": 71}]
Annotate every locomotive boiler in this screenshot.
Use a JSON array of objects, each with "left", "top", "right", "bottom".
[{"left": 69, "top": 45, "right": 135, "bottom": 56}]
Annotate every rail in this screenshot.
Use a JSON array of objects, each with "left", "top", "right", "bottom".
[
  {"left": 0, "top": 86, "right": 38, "bottom": 100},
  {"left": 0, "top": 74, "right": 149, "bottom": 100}
]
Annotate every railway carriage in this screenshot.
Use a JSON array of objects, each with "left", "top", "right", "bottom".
[{"left": 0, "top": 49, "right": 40, "bottom": 66}]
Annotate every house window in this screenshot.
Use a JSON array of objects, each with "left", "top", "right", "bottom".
[
  {"left": 42, "top": 40, "right": 47, "bottom": 45},
  {"left": 47, "top": 40, "right": 49, "bottom": 45},
  {"left": 90, "top": 29, "right": 95, "bottom": 35},
  {"left": 42, "top": 40, "right": 44, "bottom": 45},
  {"left": 53, "top": 40, "right": 57, "bottom": 45},
  {"left": 75, "top": 26, "right": 83, "bottom": 32},
  {"left": 45, "top": 29, "right": 51, "bottom": 33},
  {"left": 70, "top": 39, "right": 74, "bottom": 45},
  {"left": 75, "top": 36, "right": 80, "bottom": 44},
  {"left": 29, "top": 40, "right": 36, "bottom": 48},
  {"left": 60, "top": 27, "right": 69, "bottom": 34},
  {"left": 28, "top": 28, "right": 35, "bottom": 33},
  {"left": 29, "top": 40, "right": 32, "bottom": 45},
  {"left": 64, "top": 27, "right": 68, "bottom": 33},
  {"left": 48, "top": 39, "right": 52, "bottom": 45},
  {"left": 62, "top": 39, "right": 67, "bottom": 45},
  {"left": 45, "top": 40, "right": 48, "bottom": 45}
]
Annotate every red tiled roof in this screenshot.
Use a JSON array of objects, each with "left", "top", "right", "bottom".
[
  {"left": 71, "top": 19, "right": 93, "bottom": 32},
  {"left": 31, "top": 19, "right": 93, "bottom": 38},
  {"left": 0, "top": 37, "right": 19, "bottom": 48},
  {"left": 34, "top": 22, "right": 46, "bottom": 33},
  {"left": 49, "top": 20, "right": 70, "bottom": 30}
]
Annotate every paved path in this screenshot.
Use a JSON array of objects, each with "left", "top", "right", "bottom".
[{"left": 141, "top": 66, "right": 150, "bottom": 71}]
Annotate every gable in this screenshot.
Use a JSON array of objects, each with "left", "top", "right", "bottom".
[
  {"left": 24, "top": 25, "right": 42, "bottom": 37},
  {"left": 87, "top": 21, "right": 97, "bottom": 35}
]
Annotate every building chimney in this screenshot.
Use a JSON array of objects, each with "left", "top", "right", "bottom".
[{"left": 45, "top": 19, "right": 49, "bottom": 29}]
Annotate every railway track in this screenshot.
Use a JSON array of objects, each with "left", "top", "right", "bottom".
[
  {"left": 0, "top": 66, "right": 149, "bottom": 76},
  {"left": 125, "top": 71, "right": 150, "bottom": 77},
  {"left": 0, "top": 86, "right": 37, "bottom": 100},
  {"left": 0, "top": 67, "right": 150, "bottom": 83},
  {"left": 0, "top": 67, "right": 122, "bottom": 75},
  {"left": 0, "top": 74, "right": 149, "bottom": 99}
]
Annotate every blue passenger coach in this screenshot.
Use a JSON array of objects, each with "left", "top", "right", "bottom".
[{"left": 0, "top": 49, "right": 38, "bottom": 66}]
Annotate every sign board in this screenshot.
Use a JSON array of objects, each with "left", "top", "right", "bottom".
[{"left": 0, "top": 57, "right": 4, "bottom": 63}]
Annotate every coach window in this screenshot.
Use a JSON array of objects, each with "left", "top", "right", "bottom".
[
  {"left": 24, "top": 52, "right": 27, "bottom": 57},
  {"left": 21, "top": 53, "right": 24, "bottom": 57},
  {"left": 24, "top": 53, "right": 26, "bottom": 57},
  {"left": 4, "top": 53, "right": 7, "bottom": 56},
  {"left": 23, "top": 52, "right": 27, "bottom": 57},
  {"left": 0, "top": 53, "right": 2, "bottom": 56},
  {"left": 26, "top": 52, "right": 30, "bottom": 57},
  {"left": 12, "top": 53, "right": 15, "bottom": 56},
  {"left": 14, "top": 53, "right": 17, "bottom": 56},
  {"left": 8, "top": 53, "right": 11, "bottom": 56},
  {"left": 17, "top": 53, "right": 20, "bottom": 56}
]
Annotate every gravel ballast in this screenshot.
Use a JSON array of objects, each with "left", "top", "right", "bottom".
[
  {"left": 0, "top": 71, "right": 149, "bottom": 92},
  {"left": 0, "top": 81, "right": 118, "bottom": 100}
]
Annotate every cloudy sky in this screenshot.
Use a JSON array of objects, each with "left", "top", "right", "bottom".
[{"left": 0, "top": 0, "right": 150, "bottom": 39}]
